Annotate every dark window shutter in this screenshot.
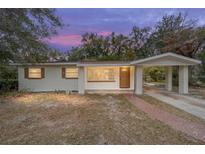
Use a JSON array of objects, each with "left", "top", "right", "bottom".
[
  {"left": 41, "top": 68, "right": 45, "bottom": 78},
  {"left": 24, "top": 68, "right": 28, "bottom": 79},
  {"left": 62, "top": 67, "right": 65, "bottom": 78}
]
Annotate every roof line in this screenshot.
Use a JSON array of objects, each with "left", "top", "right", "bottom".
[
  {"left": 131, "top": 52, "right": 201, "bottom": 65},
  {"left": 10, "top": 62, "right": 78, "bottom": 66},
  {"left": 10, "top": 52, "right": 201, "bottom": 66}
]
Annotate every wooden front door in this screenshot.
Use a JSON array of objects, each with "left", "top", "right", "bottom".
[{"left": 120, "top": 67, "right": 130, "bottom": 88}]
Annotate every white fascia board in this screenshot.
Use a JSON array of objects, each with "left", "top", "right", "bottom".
[
  {"left": 10, "top": 62, "right": 78, "bottom": 66},
  {"left": 131, "top": 52, "right": 201, "bottom": 65},
  {"left": 77, "top": 63, "right": 131, "bottom": 67}
]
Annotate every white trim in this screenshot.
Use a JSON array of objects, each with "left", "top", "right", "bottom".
[
  {"left": 179, "top": 66, "right": 189, "bottom": 94},
  {"left": 165, "top": 66, "right": 172, "bottom": 91},
  {"left": 77, "top": 63, "right": 131, "bottom": 67},
  {"left": 78, "top": 67, "right": 85, "bottom": 94},
  {"left": 135, "top": 66, "right": 143, "bottom": 95},
  {"left": 10, "top": 62, "right": 77, "bottom": 66},
  {"left": 131, "top": 52, "right": 201, "bottom": 65}
]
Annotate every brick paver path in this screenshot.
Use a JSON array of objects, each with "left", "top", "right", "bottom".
[{"left": 125, "top": 94, "right": 205, "bottom": 143}]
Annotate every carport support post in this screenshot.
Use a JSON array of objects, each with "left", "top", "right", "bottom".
[
  {"left": 165, "top": 66, "right": 172, "bottom": 91},
  {"left": 78, "top": 67, "right": 85, "bottom": 94},
  {"left": 135, "top": 66, "right": 143, "bottom": 95},
  {"left": 179, "top": 66, "right": 188, "bottom": 94}
]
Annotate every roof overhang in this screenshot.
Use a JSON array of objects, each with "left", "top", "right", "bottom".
[
  {"left": 130, "top": 52, "right": 201, "bottom": 66},
  {"left": 10, "top": 53, "right": 201, "bottom": 67},
  {"left": 77, "top": 61, "right": 131, "bottom": 67},
  {"left": 10, "top": 62, "right": 77, "bottom": 66}
]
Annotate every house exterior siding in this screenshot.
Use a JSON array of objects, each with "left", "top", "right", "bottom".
[{"left": 18, "top": 66, "right": 78, "bottom": 92}]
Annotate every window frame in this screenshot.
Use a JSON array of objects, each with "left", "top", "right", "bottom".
[
  {"left": 87, "top": 67, "right": 115, "bottom": 82},
  {"left": 62, "top": 67, "right": 78, "bottom": 79},
  {"left": 25, "top": 67, "right": 44, "bottom": 79}
]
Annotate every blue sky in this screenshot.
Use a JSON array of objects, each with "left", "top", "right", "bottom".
[{"left": 44, "top": 8, "right": 205, "bottom": 51}]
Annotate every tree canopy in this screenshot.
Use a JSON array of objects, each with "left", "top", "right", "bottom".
[
  {"left": 0, "top": 8, "right": 64, "bottom": 64},
  {"left": 67, "top": 13, "right": 205, "bottom": 61}
]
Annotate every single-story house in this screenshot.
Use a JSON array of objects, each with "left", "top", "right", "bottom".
[{"left": 12, "top": 52, "right": 201, "bottom": 95}]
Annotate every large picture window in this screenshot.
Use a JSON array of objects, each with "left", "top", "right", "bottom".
[{"left": 87, "top": 67, "right": 115, "bottom": 82}]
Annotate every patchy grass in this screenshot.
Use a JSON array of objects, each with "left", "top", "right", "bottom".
[
  {"left": 139, "top": 95, "right": 205, "bottom": 125},
  {"left": 0, "top": 93, "right": 203, "bottom": 144},
  {"left": 188, "top": 87, "right": 205, "bottom": 100}
]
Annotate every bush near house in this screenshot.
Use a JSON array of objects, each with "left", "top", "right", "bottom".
[
  {"left": 0, "top": 66, "right": 18, "bottom": 93},
  {"left": 144, "top": 67, "right": 165, "bottom": 83}
]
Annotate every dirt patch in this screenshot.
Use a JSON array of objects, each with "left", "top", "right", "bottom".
[{"left": 0, "top": 93, "right": 203, "bottom": 144}]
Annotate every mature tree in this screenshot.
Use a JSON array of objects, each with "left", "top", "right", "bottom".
[
  {"left": 129, "top": 26, "right": 152, "bottom": 58},
  {"left": 68, "top": 32, "right": 135, "bottom": 61},
  {"left": 108, "top": 32, "right": 133, "bottom": 60},
  {"left": 0, "top": 9, "right": 64, "bottom": 91},
  {"left": 151, "top": 13, "right": 205, "bottom": 58},
  {"left": 0, "top": 8, "right": 63, "bottom": 64},
  {"left": 81, "top": 33, "right": 107, "bottom": 59},
  {"left": 67, "top": 47, "right": 86, "bottom": 61}
]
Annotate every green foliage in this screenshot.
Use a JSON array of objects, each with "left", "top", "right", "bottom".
[
  {"left": 150, "top": 13, "right": 205, "bottom": 58},
  {"left": 144, "top": 67, "right": 165, "bottom": 82},
  {"left": 67, "top": 29, "right": 151, "bottom": 61},
  {"left": 0, "top": 8, "right": 63, "bottom": 64},
  {"left": 196, "top": 50, "right": 205, "bottom": 84},
  {"left": 67, "top": 13, "right": 205, "bottom": 62},
  {"left": 130, "top": 26, "right": 153, "bottom": 58},
  {"left": 0, "top": 65, "right": 18, "bottom": 92}
]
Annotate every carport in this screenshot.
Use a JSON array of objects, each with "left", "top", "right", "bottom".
[{"left": 131, "top": 53, "right": 201, "bottom": 95}]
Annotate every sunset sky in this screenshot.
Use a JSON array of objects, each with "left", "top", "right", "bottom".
[{"left": 44, "top": 8, "right": 205, "bottom": 52}]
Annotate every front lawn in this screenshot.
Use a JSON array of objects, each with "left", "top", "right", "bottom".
[{"left": 0, "top": 93, "right": 202, "bottom": 144}]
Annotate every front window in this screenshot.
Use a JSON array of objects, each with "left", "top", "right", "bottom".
[
  {"left": 65, "top": 68, "right": 78, "bottom": 78},
  {"left": 87, "top": 67, "right": 115, "bottom": 82},
  {"left": 28, "top": 68, "right": 42, "bottom": 79}
]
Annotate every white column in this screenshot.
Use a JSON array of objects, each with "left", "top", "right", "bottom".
[
  {"left": 78, "top": 67, "right": 85, "bottom": 94},
  {"left": 179, "top": 66, "right": 188, "bottom": 94},
  {"left": 135, "top": 66, "right": 143, "bottom": 95},
  {"left": 165, "top": 66, "right": 172, "bottom": 91}
]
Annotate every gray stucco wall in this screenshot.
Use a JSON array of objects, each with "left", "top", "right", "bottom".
[{"left": 18, "top": 66, "right": 78, "bottom": 92}]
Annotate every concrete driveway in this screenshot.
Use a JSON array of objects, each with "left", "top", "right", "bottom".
[{"left": 145, "top": 87, "right": 205, "bottom": 121}]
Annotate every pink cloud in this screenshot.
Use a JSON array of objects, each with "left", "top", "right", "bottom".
[
  {"left": 44, "top": 31, "right": 112, "bottom": 47},
  {"left": 97, "top": 31, "right": 112, "bottom": 36},
  {"left": 44, "top": 34, "right": 82, "bottom": 46}
]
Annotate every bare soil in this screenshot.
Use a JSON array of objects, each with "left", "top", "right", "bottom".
[{"left": 0, "top": 93, "right": 203, "bottom": 144}]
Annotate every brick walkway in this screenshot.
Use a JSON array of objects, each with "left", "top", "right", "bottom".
[{"left": 125, "top": 94, "right": 205, "bottom": 143}]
